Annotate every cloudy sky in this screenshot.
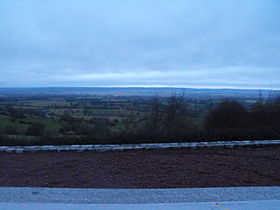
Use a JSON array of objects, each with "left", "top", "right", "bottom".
[{"left": 0, "top": 0, "right": 279, "bottom": 89}]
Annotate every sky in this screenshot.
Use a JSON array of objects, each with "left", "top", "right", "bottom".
[{"left": 0, "top": 0, "right": 279, "bottom": 89}]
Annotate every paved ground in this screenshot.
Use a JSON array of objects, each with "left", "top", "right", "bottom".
[
  {"left": 1, "top": 200, "right": 280, "bottom": 210},
  {"left": 1, "top": 187, "right": 280, "bottom": 209},
  {"left": 1, "top": 187, "right": 280, "bottom": 203}
]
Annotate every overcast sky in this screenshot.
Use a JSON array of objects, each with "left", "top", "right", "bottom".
[{"left": 0, "top": 0, "right": 279, "bottom": 89}]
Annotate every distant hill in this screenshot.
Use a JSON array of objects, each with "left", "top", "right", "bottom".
[{"left": 0, "top": 87, "right": 279, "bottom": 99}]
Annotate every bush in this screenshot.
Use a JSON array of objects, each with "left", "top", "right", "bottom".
[
  {"left": 5, "top": 126, "right": 20, "bottom": 135},
  {"left": 250, "top": 97, "right": 280, "bottom": 128},
  {"left": 206, "top": 100, "right": 249, "bottom": 130},
  {"left": 25, "top": 122, "right": 46, "bottom": 136},
  {"left": 145, "top": 96, "right": 163, "bottom": 137},
  {"left": 163, "top": 95, "right": 193, "bottom": 138}
]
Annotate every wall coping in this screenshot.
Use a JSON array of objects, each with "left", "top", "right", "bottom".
[{"left": 1, "top": 139, "right": 280, "bottom": 153}]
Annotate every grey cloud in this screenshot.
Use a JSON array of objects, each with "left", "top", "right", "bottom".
[{"left": 0, "top": 0, "right": 279, "bottom": 88}]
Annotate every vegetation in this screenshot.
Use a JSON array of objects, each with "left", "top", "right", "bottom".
[
  {"left": 206, "top": 100, "right": 249, "bottom": 130},
  {"left": 0, "top": 92, "right": 279, "bottom": 146}
]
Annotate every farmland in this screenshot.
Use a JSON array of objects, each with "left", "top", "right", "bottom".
[{"left": 0, "top": 87, "right": 279, "bottom": 146}]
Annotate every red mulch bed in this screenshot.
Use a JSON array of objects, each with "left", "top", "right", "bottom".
[{"left": 1, "top": 146, "right": 280, "bottom": 188}]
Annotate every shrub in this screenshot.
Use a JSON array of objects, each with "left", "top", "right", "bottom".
[
  {"left": 206, "top": 100, "right": 249, "bottom": 130},
  {"left": 250, "top": 97, "right": 280, "bottom": 128},
  {"left": 25, "top": 122, "right": 46, "bottom": 136},
  {"left": 162, "top": 95, "right": 193, "bottom": 138}
]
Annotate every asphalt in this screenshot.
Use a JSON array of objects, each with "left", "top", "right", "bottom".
[
  {"left": 1, "top": 200, "right": 280, "bottom": 210},
  {"left": 1, "top": 186, "right": 280, "bottom": 204}
]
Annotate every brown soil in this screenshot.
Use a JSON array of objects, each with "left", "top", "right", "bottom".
[{"left": 1, "top": 146, "right": 280, "bottom": 188}]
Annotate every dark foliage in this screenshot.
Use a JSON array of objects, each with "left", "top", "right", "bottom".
[
  {"left": 1, "top": 95, "right": 280, "bottom": 146},
  {"left": 162, "top": 95, "right": 193, "bottom": 138},
  {"left": 250, "top": 97, "right": 280, "bottom": 128},
  {"left": 206, "top": 100, "right": 249, "bottom": 130},
  {"left": 25, "top": 123, "right": 46, "bottom": 136}
]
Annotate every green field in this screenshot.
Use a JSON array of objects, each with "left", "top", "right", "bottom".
[{"left": 1, "top": 92, "right": 276, "bottom": 146}]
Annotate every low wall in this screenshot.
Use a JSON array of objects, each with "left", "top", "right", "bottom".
[{"left": 0, "top": 140, "right": 280, "bottom": 153}]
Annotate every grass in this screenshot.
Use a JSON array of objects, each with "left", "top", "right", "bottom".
[
  {"left": 0, "top": 114, "right": 69, "bottom": 135},
  {"left": 21, "top": 118, "right": 68, "bottom": 134},
  {"left": 91, "top": 108, "right": 121, "bottom": 116},
  {"left": 22, "top": 99, "right": 72, "bottom": 107},
  {"left": 0, "top": 114, "right": 29, "bottom": 133}
]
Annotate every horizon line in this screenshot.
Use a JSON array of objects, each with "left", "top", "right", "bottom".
[{"left": 0, "top": 85, "right": 280, "bottom": 91}]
